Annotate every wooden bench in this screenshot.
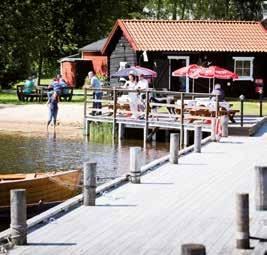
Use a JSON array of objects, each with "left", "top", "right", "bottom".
[
  {"left": 17, "top": 85, "right": 74, "bottom": 102},
  {"left": 17, "top": 85, "right": 40, "bottom": 102},
  {"left": 38, "top": 85, "right": 73, "bottom": 102},
  {"left": 59, "top": 87, "right": 73, "bottom": 101}
]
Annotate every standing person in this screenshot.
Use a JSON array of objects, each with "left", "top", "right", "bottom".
[
  {"left": 123, "top": 71, "right": 138, "bottom": 118},
  {"left": 88, "top": 71, "right": 102, "bottom": 116},
  {"left": 212, "top": 83, "right": 225, "bottom": 102},
  {"left": 136, "top": 74, "right": 148, "bottom": 90},
  {"left": 136, "top": 74, "right": 149, "bottom": 112},
  {"left": 47, "top": 91, "right": 59, "bottom": 131}
]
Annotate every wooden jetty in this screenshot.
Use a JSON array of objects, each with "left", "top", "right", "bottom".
[
  {"left": 83, "top": 88, "right": 220, "bottom": 146},
  {"left": 4, "top": 123, "right": 267, "bottom": 255}
]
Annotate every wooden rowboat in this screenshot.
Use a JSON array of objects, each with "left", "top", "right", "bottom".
[{"left": 0, "top": 170, "right": 82, "bottom": 215}]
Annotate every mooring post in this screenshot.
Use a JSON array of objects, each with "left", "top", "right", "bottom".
[
  {"left": 83, "top": 88, "right": 89, "bottom": 136},
  {"left": 236, "top": 193, "right": 250, "bottom": 249},
  {"left": 83, "top": 161, "right": 97, "bottom": 206},
  {"left": 239, "top": 94, "right": 245, "bottom": 127},
  {"left": 259, "top": 93, "right": 263, "bottom": 117},
  {"left": 255, "top": 165, "right": 267, "bottom": 210},
  {"left": 184, "top": 128, "right": 189, "bottom": 147},
  {"left": 118, "top": 123, "right": 125, "bottom": 140},
  {"left": 10, "top": 189, "right": 27, "bottom": 245},
  {"left": 194, "top": 125, "right": 202, "bottom": 153},
  {"left": 181, "top": 243, "right": 206, "bottom": 255},
  {"left": 129, "top": 147, "right": 141, "bottom": 184},
  {"left": 211, "top": 117, "right": 216, "bottom": 142},
  {"left": 83, "top": 119, "right": 90, "bottom": 136},
  {"left": 180, "top": 92, "right": 185, "bottom": 148},
  {"left": 144, "top": 90, "right": 150, "bottom": 144},
  {"left": 220, "top": 115, "right": 229, "bottom": 137},
  {"left": 112, "top": 88, "right": 117, "bottom": 139},
  {"left": 169, "top": 133, "right": 179, "bottom": 164}
]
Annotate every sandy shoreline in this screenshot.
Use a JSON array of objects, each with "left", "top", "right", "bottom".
[{"left": 0, "top": 104, "right": 85, "bottom": 139}]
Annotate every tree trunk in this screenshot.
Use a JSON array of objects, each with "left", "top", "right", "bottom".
[
  {"left": 156, "top": 0, "right": 162, "bottom": 19},
  {"left": 172, "top": 0, "right": 178, "bottom": 20},
  {"left": 37, "top": 51, "right": 43, "bottom": 86},
  {"left": 181, "top": 0, "right": 187, "bottom": 19}
]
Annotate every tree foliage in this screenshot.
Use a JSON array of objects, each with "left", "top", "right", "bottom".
[{"left": 0, "top": 0, "right": 264, "bottom": 88}]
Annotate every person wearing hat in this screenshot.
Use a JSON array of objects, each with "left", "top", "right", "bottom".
[{"left": 212, "top": 83, "right": 225, "bottom": 102}]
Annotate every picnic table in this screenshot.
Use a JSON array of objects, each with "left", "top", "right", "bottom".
[{"left": 17, "top": 85, "right": 74, "bottom": 102}]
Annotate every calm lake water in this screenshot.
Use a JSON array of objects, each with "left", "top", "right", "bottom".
[
  {"left": 0, "top": 131, "right": 169, "bottom": 178},
  {"left": 0, "top": 130, "right": 169, "bottom": 231}
]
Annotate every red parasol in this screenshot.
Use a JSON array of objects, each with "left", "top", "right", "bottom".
[
  {"left": 172, "top": 64, "right": 238, "bottom": 93},
  {"left": 198, "top": 65, "right": 238, "bottom": 79},
  {"left": 172, "top": 64, "right": 201, "bottom": 78},
  {"left": 198, "top": 65, "right": 238, "bottom": 92},
  {"left": 172, "top": 64, "right": 202, "bottom": 92}
]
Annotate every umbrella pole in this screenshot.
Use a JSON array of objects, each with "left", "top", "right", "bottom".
[
  {"left": 193, "top": 79, "right": 195, "bottom": 93},
  {"left": 209, "top": 79, "right": 211, "bottom": 93},
  {"left": 213, "top": 78, "right": 215, "bottom": 90}
]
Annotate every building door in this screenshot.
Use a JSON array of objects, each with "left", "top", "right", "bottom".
[
  {"left": 76, "top": 60, "right": 94, "bottom": 88},
  {"left": 168, "top": 56, "right": 190, "bottom": 92}
]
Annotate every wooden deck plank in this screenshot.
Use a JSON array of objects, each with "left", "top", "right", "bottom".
[{"left": 9, "top": 124, "right": 267, "bottom": 255}]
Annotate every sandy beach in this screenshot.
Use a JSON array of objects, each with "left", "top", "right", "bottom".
[{"left": 0, "top": 103, "right": 84, "bottom": 138}]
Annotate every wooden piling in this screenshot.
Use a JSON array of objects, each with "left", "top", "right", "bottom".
[
  {"left": 194, "top": 125, "right": 202, "bottom": 153},
  {"left": 181, "top": 243, "right": 206, "bottom": 255},
  {"left": 112, "top": 88, "right": 117, "bottom": 139},
  {"left": 169, "top": 133, "right": 179, "bottom": 164},
  {"left": 184, "top": 128, "right": 189, "bottom": 147},
  {"left": 83, "top": 119, "right": 90, "bottom": 136},
  {"left": 10, "top": 189, "right": 27, "bottom": 245},
  {"left": 211, "top": 118, "right": 216, "bottom": 142},
  {"left": 144, "top": 90, "right": 150, "bottom": 143},
  {"left": 255, "top": 165, "right": 267, "bottom": 210},
  {"left": 236, "top": 193, "right": 250, "bottom": 249},
  {"left": 180, "top": 93, "right": 185, "bottom": 148},
  {"left": 118, "top": 123, "right": 125, "bottom": 140},
  {"left": 129, "top": 147, "right": 141, "bottom": 184},
  {"left": 221, "top": 115, "right": 229, "bottom": 137},
  {"left": 83, "top": 161, "right": 97, "bottom": 206}
]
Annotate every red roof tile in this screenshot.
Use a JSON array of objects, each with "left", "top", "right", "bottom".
[{"left": 102, "top": 19, "right": 267, "bottom": 53}]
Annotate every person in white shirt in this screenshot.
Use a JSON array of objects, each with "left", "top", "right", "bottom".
[
  {"left": 122, "top": 71, "right": 138, "bottom": 118},
  {"left": 136, "top": 74, "right": 149, "bottom": 112},
  {"left": 136, "top": 74, "right": 148, "bottom": 90}
]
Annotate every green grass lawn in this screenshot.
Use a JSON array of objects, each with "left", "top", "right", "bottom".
[
  {"left": 228, "top": 100, "right": 267, "bottom": 116},
  {"left": 0, "top": 92, "right": 27, "bottom": 104},
  {"left": 1, "top": 89, "right": 267, "bottom": 116},
  {"left": 0, "top": 90, "right": 85, "bottom": 104}
]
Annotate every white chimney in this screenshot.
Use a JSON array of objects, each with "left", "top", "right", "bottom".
[{"left": 263, "top": 1, "right": 267, "bottom": 20}]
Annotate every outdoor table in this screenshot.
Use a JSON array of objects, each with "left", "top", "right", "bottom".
[{"left": 36, "top": 85, "right": 49, "bottom": 101}]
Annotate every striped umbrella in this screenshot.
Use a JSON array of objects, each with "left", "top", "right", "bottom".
[{"left": 111, "top": 66, "right": 157, "bottom": 78}]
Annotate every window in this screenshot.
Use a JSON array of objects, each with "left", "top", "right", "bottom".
[{"left": 233, "top": 57, "right": 254, "bottom": 81}]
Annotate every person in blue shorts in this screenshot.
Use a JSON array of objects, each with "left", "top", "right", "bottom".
[
  {"left": 47, "top": 91, "right": 59, "bottom": 131},
  {"left": 88, "top": 71, "right": 102, "bottom": 115}
]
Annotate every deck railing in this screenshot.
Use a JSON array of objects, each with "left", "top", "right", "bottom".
[{"left": 83, "top": 87, "right": 219, "bottom": 146}]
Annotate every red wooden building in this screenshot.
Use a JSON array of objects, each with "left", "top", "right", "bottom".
[{"left": 60, "top": 38, "right": 107, "bottom": 87}]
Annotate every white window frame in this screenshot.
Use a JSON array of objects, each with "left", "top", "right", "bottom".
[
  {"left": 168, "top": 56, "right": 190, "bottom": 92},
  {"left": 233, "top": 56, "right": 254, "bottom": 81}
]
